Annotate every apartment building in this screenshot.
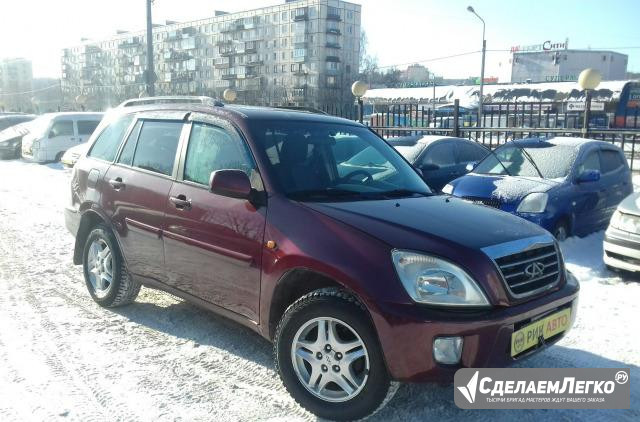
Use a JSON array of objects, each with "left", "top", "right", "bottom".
[
  {"left": 61, "top": 0, "right": 361, "bottom": 110},
  {"left": 0, "top": 58, "right": 33, "bottom": 112}
]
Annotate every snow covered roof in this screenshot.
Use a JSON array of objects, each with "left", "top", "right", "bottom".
[{"left": 363, "top": 80, "right": 633, "bottom": 105}]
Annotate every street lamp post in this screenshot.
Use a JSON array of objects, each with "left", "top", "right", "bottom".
[
  {"left": 145, "top": 0, "right": 156, "bottom": 97},
  {"left": 467, "top": 5, "right": 486, "bottom": 126},
  {"left": 351, "top": 81, "right": 368, "bottom": 124},
  {"left": 578, "top": 68, "right": 602, "bottom": 137}
]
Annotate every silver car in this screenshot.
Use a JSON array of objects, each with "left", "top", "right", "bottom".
[{"left": 604, "top": 192, "right": 640, "bottom": 272}]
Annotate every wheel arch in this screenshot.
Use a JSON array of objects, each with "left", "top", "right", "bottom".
[
  {"left": 73, "top": 209, "right": 108, "bottom": 265},
  {"left": 268, "top": 268, "right": 368, "bottom": 341}
]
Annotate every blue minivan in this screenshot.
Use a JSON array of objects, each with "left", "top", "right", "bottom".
[{"left": 443, "top": 137, "right": 632, "bottom": 240}]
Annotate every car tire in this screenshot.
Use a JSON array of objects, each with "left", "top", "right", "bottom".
[
  {"left": 553, "top": 220, "right": 569, "bottom": 241},
  {"left": 82, "top": 224, "right": 140, "bottom": 307},
  {"left": 274, "top": 288, "right": 398, "bottom": 421},
  {"left": 54, "top": 151, "right": 64, "bottom": 162}
]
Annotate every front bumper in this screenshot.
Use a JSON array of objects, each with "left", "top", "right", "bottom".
[
  {"left": 514, "top": 211, "right": 556, "bottom": 232},
  {"left": 603, "top": 227, "right": 640, "bottom": 272},
  {"left": 371, "top": 271, "right": 579, "bottom": 382}
]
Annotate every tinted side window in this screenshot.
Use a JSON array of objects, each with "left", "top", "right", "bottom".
[
  {"left": 50, "top": 120, "right": 74, "bottom": 137},
  {"left": 184, "top": 123, "right": 253, "bottom": 185},
  {"left": 88, "top": 115, "right": 134, "bottom": 162},
  {"left": 117, "top": 121, "right": 142, "bottom": 166},
  {"left": 457, "top": 142, "right": 487, "bottom": 163},
  {"left": 424, "top": 143, "right": 456, "bottom": 166},
  {"left": 131, "top": 120, "right": 182, "bottom": 176},
  {"left": 77, "top": 120, "right": 101, "bottom": 135},
  {"left": 600, "top": 150, "right": 624, "bottom": 173}
]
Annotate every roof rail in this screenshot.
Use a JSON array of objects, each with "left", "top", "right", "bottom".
[{"left": 117, "top": 96, "right": 223, "bottom": 108}]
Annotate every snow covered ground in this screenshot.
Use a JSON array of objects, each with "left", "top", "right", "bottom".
[{"left": 0, "top": 159, "right": 638, "bottom": 421}]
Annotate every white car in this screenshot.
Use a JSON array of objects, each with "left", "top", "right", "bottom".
[
  {"left": 604, "top": 192, "right": 640, "bottom": 272},
  {"left": 61, "top": 142, "right": 90, "bottom": 168},
  {"left": 21, "top": 112, "right": 103, "bottom": 163}
]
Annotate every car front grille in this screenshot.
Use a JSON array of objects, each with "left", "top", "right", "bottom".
[
  {"left": 462, "top": 196, "right": 502, "bottom": 209},
  {"left": 494, "top": 244, "right": 561, "bottom": 297}
]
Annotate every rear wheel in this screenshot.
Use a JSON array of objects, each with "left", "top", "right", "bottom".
[
  {"left": 274, "top": 288, "right": 398, "bottom": 421},
  {"left": 54, "top": 151, "right": 64, "bottom": 162},
  {"left": 82, "top": 224, "right": 140, "bottom": 307}
]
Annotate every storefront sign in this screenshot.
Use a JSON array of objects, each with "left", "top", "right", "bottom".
[
  {"left": 567, "top": 101, "right": 605, "bottom": 111},
  {"left": 511, "top": 40, "right": 568, "bottom": 53},
  {"left": 545, "top": 74, "right": 578, "bottom": 82}
]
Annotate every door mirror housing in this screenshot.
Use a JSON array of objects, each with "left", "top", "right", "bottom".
[
  {"left": 465, "top": 161, "right": 479, "bottom": 172},
  {"left": 576, "top": 169, "right": 601, "bottom": 184},
  {"left": 209, "top": 169, "right": 252, "bottom": 199},
  {"left": 421, "top": 163, "right": 440, "bottom": 172},
  {"left": 48, "top": 131, "right": 55, "bottom": 139}
]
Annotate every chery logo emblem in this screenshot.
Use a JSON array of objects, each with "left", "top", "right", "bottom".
[{"left": 524, "top": 262, "right": 545, "bottom": 279}]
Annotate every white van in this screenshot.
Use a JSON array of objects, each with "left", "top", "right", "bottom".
[{"left": 21, "top": 112, "right": 103, "bottom": 163}]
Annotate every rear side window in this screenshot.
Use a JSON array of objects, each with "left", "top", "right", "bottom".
[
  {"left": 88, "top": 115, "right": 134, "bottom": 162},
  {"left": 600, "top": 150, "right": 624, "bottom": 173},
  {"left": 50, "top": 120, "right": 74, "bottom": 137},
  {"left": 117, "top": 121, "right": 143, "bottom": 166},
  {"left": 183, "top": 123, "right": 253, "bottom": 185},
  {"left": 457, "top": 142, "right": 487, "bottom": 163},
  {"left": 131, "top": 120, "right": 182, "bottom": 176},
  {"left": 77, "top": 120, "right": 101, "bottom": 136}
]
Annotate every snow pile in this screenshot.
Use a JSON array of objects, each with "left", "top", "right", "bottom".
[{"left": 491, "top": 176, "right": 548, "bottom": 202}]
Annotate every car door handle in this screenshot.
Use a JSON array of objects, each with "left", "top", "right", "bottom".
[
  {"left": 108, "top": 177, "right": 125, "bottom": 190},
  {"left": 170, "top": 195, "right": 192, "bottom": 210}
]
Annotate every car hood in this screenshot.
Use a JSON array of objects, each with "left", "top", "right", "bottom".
[
  {"left": 449, "top": 173, "right": 560, "bottom": 203},
  {"left": 617, "top": 192, "right": 640, "bottom": 215},
  {"left": 304, "top": 195, "right": 548, "bottom": 252}
]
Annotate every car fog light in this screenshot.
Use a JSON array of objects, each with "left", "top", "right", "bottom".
[{"left": 433, "top": 336, "right": 463, "bottom": 364}]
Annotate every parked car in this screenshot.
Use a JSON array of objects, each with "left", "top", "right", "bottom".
[
  {"left": 442, "top": 137, "right": 632, "bottom": 240},
  {"left": 0, "top": 113, "right": 35, "bottom": 132},
  {"left": 65, "top": 100, "right": 579, "bottom": 420},
  {"left": 0, "top": 121, "right": 33, "bottom": 159},
  {"left": 387, "top": 135, "right": 489, "bottom": 191},
  {"left": 21, "top": 112, "right": 103, "bottom": 163},
  {"left": 603, "top": 193, "right": 640, "bottom": 273},
  {"left": 61, "top": 142, "right": 90, "bottom": 168}
]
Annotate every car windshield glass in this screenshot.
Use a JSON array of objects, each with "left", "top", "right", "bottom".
[
  {"left": 249, "top": 121, "right": 431, "bottom": 201},
  {"left": 28, "top": 116, "right": 52, "bottom": 137},
  {"left": 394, "top": 144, "right": 426, "bottom": 163},
  {"left": 473, "top": 143, "right": 578, "bottom": 179}
]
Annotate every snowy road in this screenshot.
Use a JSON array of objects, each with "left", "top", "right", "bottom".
[{"left": 0, "top": 159, "right": 638, "bottom": 421}]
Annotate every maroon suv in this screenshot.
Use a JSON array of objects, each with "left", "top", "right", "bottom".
[{"left": 65, "top": 101, "right": 579, "bottom": 420}]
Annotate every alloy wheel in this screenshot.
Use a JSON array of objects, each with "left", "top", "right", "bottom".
[{"left": 86, "top": 238, "right": 113, "bottom": 298}]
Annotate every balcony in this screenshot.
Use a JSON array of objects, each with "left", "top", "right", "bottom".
[
  {"left": 293, "top": 68, "right": 308, "bottom": 76},
  {"left": 214, "top": 62, "right": 231, "bottom": 69},
  {"left": 215, "top": 39, "right": 233, "bottom": 47},
  {"left": 325, "top": 56, "right": 341, "bottom": 62},
  {"left": 245, "top": 47, "right": 257, "bottom": 54},
  {"left": 326, "top": 42, "right": 341, "bottom": 49},
  {"left": 327, "top": 13, "right": 342, "bottom": 21},
  {"left": 294, "top": 13, "right": 309, "bottom": 21},
  {"left": 246, "top": 60, "right": 263, "bottom": 66},
  {"left": 326, "top": 28, "right": 341, "bottom": 35},
  {"left": 294, "top": 41, "right": 308, "bottom": 49},
  {"left": 221, "top": 74, "right": 237, "bottom": 80}
]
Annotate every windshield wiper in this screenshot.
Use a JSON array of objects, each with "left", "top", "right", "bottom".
[
  {"left": 482, "top": 148, "right": 513, "bottom": 176},
  {"left": 372, "top": 189, "right": 431, "bottom": 198},
  {"left": 514, "top": 144, "right": 545, "bottom": 179}
]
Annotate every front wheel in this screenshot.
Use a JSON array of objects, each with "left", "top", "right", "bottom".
[
  {"left": 82, "top": 224, "right": 140, "bottom": 307},
  {"left": 553, "top": 220, "right": 569, "bottom": 241},
  {"left": 274, "top": 288, "right": 398, "bottom": 421}
]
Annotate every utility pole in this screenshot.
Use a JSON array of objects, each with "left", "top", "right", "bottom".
[
  {"left": 467, "top": 6, "right": 486, "bottom": 125},
  {"left": 145, "top": 0, "right": 156, "bottom": 96}
]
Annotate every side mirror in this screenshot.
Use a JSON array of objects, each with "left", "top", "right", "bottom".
[
  {"left": 209, "top": 169, "right": 252, "bottom": 199},
  {"left": 48, "top": 131, "right": 55, "bottom": 138},
  {"left": 465, "top": 161, "right": 478, "bottom": 172},
  {"left": 576, "top": 169, "right": 601, "bottom": 184},
  {"left": 421, "top": 163, "right": 440, "bottom": 172}
]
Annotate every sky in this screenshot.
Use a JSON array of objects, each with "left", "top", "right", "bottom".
[{"left": 0, "top": 0, "right": 638, "bottom": 80}]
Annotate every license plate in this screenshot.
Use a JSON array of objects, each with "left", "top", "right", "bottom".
[{"left": 511, "top": 308, "right": 571, "bottom": 357}]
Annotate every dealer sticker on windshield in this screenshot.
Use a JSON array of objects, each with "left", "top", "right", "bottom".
[{"left": 511, "top": 308, "right": 571, "bottom": 357}]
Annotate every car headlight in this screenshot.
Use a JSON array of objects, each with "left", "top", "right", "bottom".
[
  {"left": 391, "top": 250, "right": 490, "bottom": 307},
  {"left": 610, "top": 210, "right": 640, "bottom": 233},
  {"left": 441, "top": 184, "right": 454, "bottom": 195},
  {"left": 517, "top": 192, "right": 548, "bottom": 213}
]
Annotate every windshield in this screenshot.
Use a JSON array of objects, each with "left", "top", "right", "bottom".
[
  {"left": 28, "top": 115, "right": 53, "bottom": 137},
  {"left": 473, "top": 143, "right": 578, "bottom": 179},
  {"left": 249, "top": 121, "right": 431, "bottom": 201}
]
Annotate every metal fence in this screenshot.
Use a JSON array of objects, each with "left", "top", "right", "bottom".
[{"left": 319, "top": 100, "right": 640, "bottom": 171}]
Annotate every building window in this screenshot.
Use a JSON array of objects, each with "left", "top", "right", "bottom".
[{"left": 327, "top": 76, "right": 336, "bottom": 86}]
